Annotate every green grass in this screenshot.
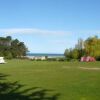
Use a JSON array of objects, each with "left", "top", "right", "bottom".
[{"left": 0, "top": 59, "right": 100, "bottom": 100}]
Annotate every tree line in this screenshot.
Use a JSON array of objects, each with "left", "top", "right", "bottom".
[
  {"left": 64, "top": 36, "right": 100, "bottom": 61},
  {"left": 0, "top": 36, "right": 28, "bottom": 59}
]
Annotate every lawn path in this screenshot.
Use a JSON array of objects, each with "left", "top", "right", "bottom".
[{"left": 63, "top": 66, "right": 100, "bottom": 71}]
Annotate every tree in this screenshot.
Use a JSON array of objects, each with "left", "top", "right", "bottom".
[
  {"left": 0, "top": 36, "right": 28, "bottom": 58},
  {"left": 84, "top": 36, "right": 100, "bottom": 58},
  {"left": 64, "top": 39, "right": 84, "bottom": 60},
  {"left": 75, "top": 38, "right": 84, "bottom": 58},
  {"left": 64, "top": 36, "right": 100, "bottom": 61},
  {"left": 18, "top": 42, "right": 27, "bottom": 56},
  {"left": 71, "top": 49, "right": 80, "bottom": 59},
  {"left": 6, "top": 36, "right": 12, "bottom": 41},
  {"left": 11, "top": 39, "right": 28, "bottom": 58},
  {"left": 64, "top": 48, "right": 73, "bottom": 59}
]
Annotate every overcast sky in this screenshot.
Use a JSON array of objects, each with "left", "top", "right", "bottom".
[{"left": 0, "top": 0, "right": 100, "bottom": 53}]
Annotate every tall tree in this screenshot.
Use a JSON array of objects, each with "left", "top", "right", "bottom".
[
  {"left": 64, "top": 36, "right": 100, "bottom": 60},
  {"left": 0, "top": 36, "right": 28, "bottom": 59},
  {"left": 84, "top": 36, "right": 100, "bottom": 58}
]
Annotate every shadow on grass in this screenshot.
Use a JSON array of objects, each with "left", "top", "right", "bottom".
[{"left": 0, "top": 73, "right": 60, "bottom": 100}]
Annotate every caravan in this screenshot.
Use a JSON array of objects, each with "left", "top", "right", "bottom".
[{"left": 0, "top": 57, "right": 6, "bottom": 64}]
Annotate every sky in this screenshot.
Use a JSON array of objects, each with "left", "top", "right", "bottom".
[{"left": 0, "top": 0, "right": 100, "bottom": 53}]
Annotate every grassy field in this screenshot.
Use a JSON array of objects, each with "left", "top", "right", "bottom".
[{"left": 0, "top": 60, "right": 100, "bottom": 100}]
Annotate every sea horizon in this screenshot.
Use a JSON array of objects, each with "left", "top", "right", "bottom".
[{"left": 27, "top": 52, "right": 64, "bottom": 57}]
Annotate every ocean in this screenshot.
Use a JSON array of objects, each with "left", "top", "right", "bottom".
[{"left": 27, "top": 53, "right": 64, "bottom": 58}]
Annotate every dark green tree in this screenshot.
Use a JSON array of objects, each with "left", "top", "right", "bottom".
[{"left": 0, "top": 36, "right": 28, "bottom": 59}]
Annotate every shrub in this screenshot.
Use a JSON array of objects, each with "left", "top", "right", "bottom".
[
  {"left": 5, "top": 52, "right": 13, "bottom": 59},
  {"left": 70, "top": 59, "right": 79, "bottom": 62},
  {"left": 47, "top": 58, "right": 57, "bottom": 61},
  {"left": 56, "top": 58, "right": 65, "bottom": 61}
]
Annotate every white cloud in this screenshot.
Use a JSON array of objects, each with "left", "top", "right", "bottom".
[
  {"left": 0, "top": 28, "right": 100, "bottom": 38},
  {"left": 0, "top": 28, "right": 71, "bottom": 35}
]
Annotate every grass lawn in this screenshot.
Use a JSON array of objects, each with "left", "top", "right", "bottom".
[{"left": 0, "top": 59, "right": 100, "bottom": 100}]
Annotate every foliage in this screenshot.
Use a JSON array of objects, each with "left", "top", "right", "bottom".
[
  {"left": 71, "top": 49, "right": 80, "bottom": 59},
  {"left": 47, "top": 58, "right": 57, "bottom": 61},
  {"left": 64, "top": 36, "right": 100, "bottom": 61},
  {"left": 4, "top": 51, "right": 13, "bottom": 59},
  {"left": 0, "top": 36, "right": 28, "bottom": 59},
  {"left": 64, "top": 48, "right": 73, "bottom": 59},
  {"left": 84, "top": 36, "right": 100, "bottom": 58}
]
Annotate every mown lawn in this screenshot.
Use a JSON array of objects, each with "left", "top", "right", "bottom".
[{"left": 0, "top": 59, "right": 100, "bottom": 100}]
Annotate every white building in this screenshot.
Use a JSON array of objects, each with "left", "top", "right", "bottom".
[{"left": 28, "top": 56, "right": 47, "bottom": 61}]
